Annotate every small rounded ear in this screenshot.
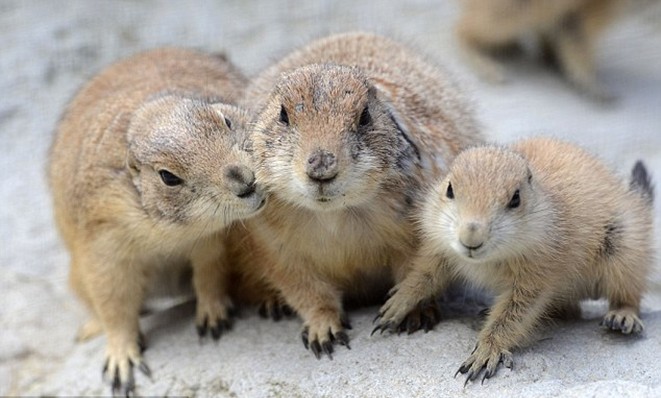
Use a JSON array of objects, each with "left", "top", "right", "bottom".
[
  {"left": 527, "top": 168, "right": 533, "bottom": 184},
  {"left": 209, "top": 103, "right": 233, "bottom": 130},
  {"left": 126, "top": 149, "right": 140, "bottom": 178},
  {"left": 370, "top": 81, "right": 422, "bottom": 163}
]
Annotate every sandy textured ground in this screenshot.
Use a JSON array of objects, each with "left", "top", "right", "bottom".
[{"left": 2, "top": 1, "right": 661, "bottom": 397}]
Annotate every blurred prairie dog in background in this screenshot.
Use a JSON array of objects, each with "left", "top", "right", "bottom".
[
  {"left": 238, "top": 31, "right": 483, "bottom": 358},
  {"left": 49, "top": 48, "right": 265, "bottom": 395},
  {"left": 375, "top": 137, "right": 653, "bottom": 383},
  {"left": 456, "top": 0, "right": 628, "bottom": 101}
]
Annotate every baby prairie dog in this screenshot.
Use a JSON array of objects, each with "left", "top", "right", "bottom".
[
  {"left": 239, "top": 32, "right": 483, "bottom": 358},
  {"left": 456, "top": 0, "right": 626, "bottom": 100},
  {"left": 49, "top": 48, "right": 265, "bottom": 395},
  {"left": 375, "top": 137, "right": 653, "bottom": 384}
]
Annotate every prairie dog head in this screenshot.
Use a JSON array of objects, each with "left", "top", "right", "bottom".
[
  {"left": 422, "top": 146, "right": 549, "bottom": 263},
  {"left": 252, "top": 64, "right": 408, "bottom": 211},
  {"left": 127, "top": 95, "right": 265, "bottom": 231}
]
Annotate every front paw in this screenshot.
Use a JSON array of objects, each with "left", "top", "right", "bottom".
[
  {"left": 456, "top": 341, "right": 513, "bottom": 386},
  {"left": 196, "top": 295, "right": 234, "bottom": 340},
  {"left": 601, "top": 309, "right": 644, "bottom": 335},
  {"left": 300, "top": 315, "right": 351, "bottom": 360},
  {"left": 258, "top": 295, "right": 295, "bottom": 321},
  {"left": 372, "top": 287, "right": 438, "bottom": 335},
  {"left": 102, "top": 340, "right": 151, "bottom": 396}
]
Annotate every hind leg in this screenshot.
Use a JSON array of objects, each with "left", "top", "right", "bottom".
[
  {"left": 69, "top": 253, "right": 105, "bottom": 341},
  {"left": 597, "top": 220, "right": 650, "bottom": 334},
  {"left": 600, "top": 258, "right": 645, "bottom": 335},
  {"left": 547, "top": 2, "right": 619, "bottom": 102},
  {"left": 190, "top": 236, "right": 235, "bottom": 340},
  {"left": 76, "top": 246, "right": 151, "bottom": 396},
  {"left": 455, "top": 15, "right": 521, "bottom": 83}
]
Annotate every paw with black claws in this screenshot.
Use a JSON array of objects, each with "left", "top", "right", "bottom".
[
  {"left": 455, "top": 341, "right": 513, "bottom": 386},
  {"left": 196, "top": 315, "right": 233, "bottom": 340},
  {"left": 600, "top": 309, "right": 644, "bottom": 335},
  {"left": 258, "top": 298, "right": 294, "bottom": 321},
  {"left": 102, "top": 340, "right": 151, "bottom": 396},
  {"left": 372, "top": 286, "right": 436, "bottom": 336},
  {"left": 195, "top": 295, "right": 234, "bottom": 340},
  {"left": 300, "top": 317, "right": 351, "bottom": 359}
]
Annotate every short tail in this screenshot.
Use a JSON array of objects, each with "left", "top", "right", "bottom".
[{"left": 630, "top": 160, "right": 654, "bottom": 205}]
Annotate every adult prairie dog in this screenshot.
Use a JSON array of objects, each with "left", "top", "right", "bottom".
[
  {"left": 48, "top": 48, "right": 265, "bottom": 395},
  {"left": 456, "top": 0, "right": 626, "bottom": 100},
  {"left": 238, "top": 32, "right": 483, "bottom": 358},
  {"left": 375, "top": 137, "right": 653, "bottom": 383}
]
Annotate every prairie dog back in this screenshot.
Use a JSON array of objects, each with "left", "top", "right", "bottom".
[{"left": 456, "top": 0, "right": 626, "bottom": 100}]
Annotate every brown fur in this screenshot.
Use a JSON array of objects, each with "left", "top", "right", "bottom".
[
  {"left": 456, "top": 0, "right": 626, "bottom": 101},
  {"left": 377, "top": 136, "right": 653, "bottom": 383},
  {"left": 48, "top": 48, "right": 265, "bottom": 394},
  {"left": 235, "top": 32, "right": 483, "bottom": 357}
]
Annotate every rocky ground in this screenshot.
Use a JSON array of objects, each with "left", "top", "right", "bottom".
[{"left": 2, "top": 1, "right": 661, "bottom": 397}]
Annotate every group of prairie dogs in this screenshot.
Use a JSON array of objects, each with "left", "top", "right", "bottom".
[{"left": 49, "top": 15, "right": 652, "bottom": 397}]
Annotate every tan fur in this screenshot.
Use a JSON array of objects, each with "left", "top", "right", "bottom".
[
  {"left": 48, "top": 48, "right": 265, "bottom": 394},
  {"left": 235, "top": 32, "right": 483, "bottom": 357},
  {"left": 377, "top": 136, "right": 653, "bottom": 383},
  {"left": 456, "top": 0, "right": 626, "bottom": 101}
]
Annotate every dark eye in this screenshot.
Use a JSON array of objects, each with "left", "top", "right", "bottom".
[
  {"left": 279, "top": 105, "right": 289, "bottom": 126},
  {"left": 508, "top": 189, "right": 520, "bottom": 209},
  {"left": 446, "top": 182, "right": 454, "bottom": 199},
  {"left": 359, "top": 106, "right": 371, "bottom": 127},
  {"left": 159, "top": 170, "right": 183, "bottom": 186},
  {"left": 224, "top": 116, "right": 232, "bottom": 129}
]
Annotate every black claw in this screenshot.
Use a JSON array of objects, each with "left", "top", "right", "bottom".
[
  {"left": 301, "top": 327, "right": 310, "bottom": 349},
  {"left": 282, "top": 305, "right": 294, "bottom": 317},
  {"left": 138, "top": 361, "right": 151, "bottom": 378},
  {"left": 322, "top": 340, "right": 334, "bottom": 359},
  {"left": 371, "top": 325, "right": 382, "bottom": 336},
  {"left": 463, "top": 372, "right": 472, "bottom": 387},
  {"left": 102, "top": 359, "right": 109, "bottom": 379},
  {"left": 457, "top": 363, "right": 471, "bottom": 375},
  {"left": 111, "top": 367, "right": 121, "bottom": 394},
  {"left": 341, "top": 316, "right": 352, "bottom": 330},
  {"left": 211, "top": 323, "right": 222, "bottom": 340},
  {"left": 373, "top": 312, "right": 383, "bottom": 324},
  {"left": 271, "top": 304, "right": 282, "bottom": 321},
  {"left": 137, "top": 333, "right": 147, "bottom": 353},
  {"left": 197, "top": 316, "right": 209, "bottom": 338},
  {"left": 310, "top": 340, "right": 322, "bottom": 359},
  {"left": 335, "top": 331, "right": 351, "bottom": 349},
  {"left": 406, "top": 315, "right": 421, "bottom": 334},
  {"left": 228, "top": 306, "right": 239, "bottom": 317},
  {"left": 258, "top": 303, "right": 268, "bottom": 318},
  {"left": 422, "top": 317, "right": 433, "bottom": 333}
]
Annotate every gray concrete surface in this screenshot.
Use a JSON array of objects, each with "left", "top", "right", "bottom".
[{"left": 2, "top": 1, "right": 661, "bottom": 396}]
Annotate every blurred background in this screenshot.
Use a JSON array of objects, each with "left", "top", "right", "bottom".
[{"left": 2, "top": 1, "right": 661, "bottom": 396}]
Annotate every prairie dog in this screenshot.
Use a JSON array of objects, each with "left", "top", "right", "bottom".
[
  {"left": 238, "top": 32, "right": 483, "bottom": 358},
  {"left": 48, "top": 48, "right": 265, "bottom": 395},
  {"left": 456, "top": 0, "right": 626, "bottom": 100},
  {"left": 375, "top": 137, "right": 653, "bottom": 383}
]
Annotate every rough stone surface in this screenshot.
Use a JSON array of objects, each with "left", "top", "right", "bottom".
[{"left": 3, "top": 1, "right": 661, "bottom": 397}]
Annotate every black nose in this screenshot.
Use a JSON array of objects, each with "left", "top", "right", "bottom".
[
  {"left": 225, "top": 165, "right": 256, "bottom": 198},
  {"left": 306, "top": 149, "right": 338, "bottom": 182}
]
